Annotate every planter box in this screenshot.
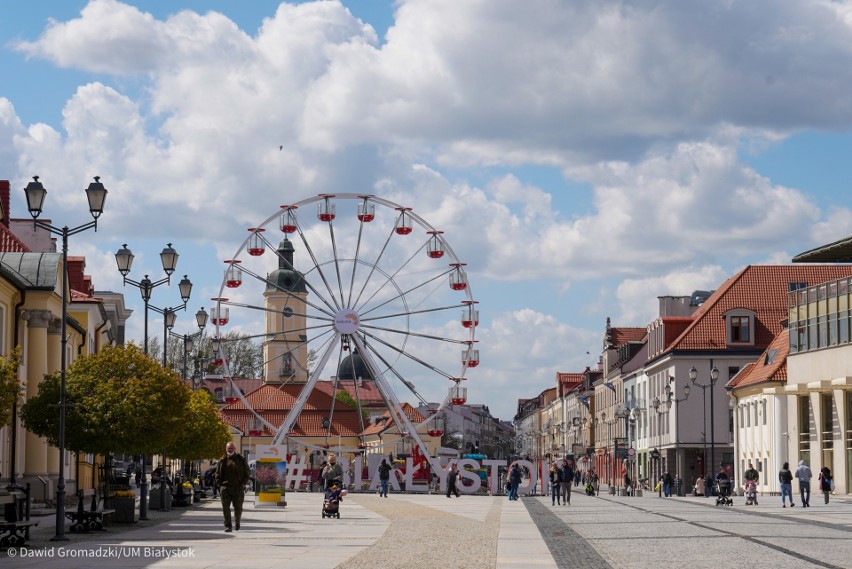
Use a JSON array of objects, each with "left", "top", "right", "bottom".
[
  {"left": 149, "top": 487, "right": 172, "bottom": 510},
  {"left": 113, "top": 497, "right": 139, "bottom": 523}
]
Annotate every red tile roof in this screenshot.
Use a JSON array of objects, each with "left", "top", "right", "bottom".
[
  {"left": 726, "top": 329, "right": 789, "bottom": 390},
  {"left": 557, "top": 372, "right": 584, "bottom": 384},
  {"left": 668, "top": 265, "right": 852, "bottom": 352},
  {"left": 314, "top": 379, "right": 385, "bottom": 407},
  {"left": 611, "top": 327, "right": 645, "bottom": 346},
  {"left": 219, "top": 383, "right": 365, "bottom": 437}
]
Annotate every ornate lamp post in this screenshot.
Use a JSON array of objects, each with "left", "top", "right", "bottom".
[
  {"left": 650, "top": 398, "right": 668, "bottom": 497},
  {"left": 169, "top": 307, "right": 209, "bottom": 389},
  {"left": 689, "top": 365, "right": 720, "bottom": 476},
  {"left": 148, "top": 281, "right": 194, "bottom": 512},
  {"left": 615, "top": 405, "right": 630, "bottom": 492},
  {"left": 23, "top": 175, "right": 108, "bottom": 541},
  {"left": 658, "top": 378, "right": 690, "bottom": 495},
  {"left": 114, "top": 242, "right": 182, "bottom": 520}
]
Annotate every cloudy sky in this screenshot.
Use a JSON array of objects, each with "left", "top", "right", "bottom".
[{"left": 3, "top": 0, "right": 852, "bottom": 422}]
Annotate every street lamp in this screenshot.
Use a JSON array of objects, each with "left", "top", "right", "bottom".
[
  {"left": 650, "top": 399, "right": 668, "bottom": 497},
  {"left": 689, "top": 365, "right": 720, "bottom": 477},
  {"left": 148, "top": 280, "right": 193, "bottom": 512},
  {"left": 169, "top": 307, "right": 209, "bottom": 389},
  {"left": 23, "top": 175, "right": 108, "bottom": 541},
  {"left": 115, "top": 242, "right": 182, "bottom": 520},
  {"left": 615, "top": 405, "right": 629, "bottom": 492},
  {"left": 664, "top": 378, "right": 690, "bottom": 495}
]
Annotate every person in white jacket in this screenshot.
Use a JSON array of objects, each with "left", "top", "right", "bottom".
[{"left": 794, "top": 459, "right": 812, "bottom": 507}]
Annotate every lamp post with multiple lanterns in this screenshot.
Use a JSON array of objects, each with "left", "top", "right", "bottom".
[
  {"left": 689, "top": 365, "right": 720, "bottom": 476},
  {"left": 114, "top": 242, "right": 184, "bottom": 520},
  {"left": 22, "top": 175, "right": 108, "bottom": 541}
]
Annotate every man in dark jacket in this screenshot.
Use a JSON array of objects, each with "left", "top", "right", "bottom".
[
  {"left": 378, "top": 459, "right": 392, "bottom": 498},
  {"left": 216, "top": 442, "right": 250, "bottom": 532},
  {"left": 560, "top": 459, "right": 574, "bottom": 505}
]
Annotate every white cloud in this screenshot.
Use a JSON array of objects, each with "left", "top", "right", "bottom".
[{"left": 6, "top": 0, "right": 852, "bottom": 421}]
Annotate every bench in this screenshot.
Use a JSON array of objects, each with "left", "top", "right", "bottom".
[
  {"left": 65, "top": 488, "right": 115, "bottom": 533},
  {"left": 0, "top": 493, "right": 38, "bottom": 548}
]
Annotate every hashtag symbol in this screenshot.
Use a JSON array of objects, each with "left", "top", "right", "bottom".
[{"left": 285, "top": 457, "right": 308, "bottom": 490}]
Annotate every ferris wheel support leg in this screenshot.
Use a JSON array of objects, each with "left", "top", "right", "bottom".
[
  {"left": 351, "top": 336, "right": 440, "bottom": 473},
  {"left": 271, "top": 333, "right": 340, "bottom": 445}
]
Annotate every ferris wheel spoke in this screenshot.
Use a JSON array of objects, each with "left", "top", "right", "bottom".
[
  {"left": 293, "top": 218, "right": 342, "bottom": 311},
  {"left": 263, "top": 327, "right": 335, "bottom": 376},
  {"left": 358, "top": 265, "right": 449, "bottom": 319},
  {"left": 225, "top": 263, "right": 337, "bottom": 319},
  {"left": 249, "top": 230, "right": 337, "bottom": 316},
  {"left": 358, "top": 338, "right": 428, "bottom": 405},
  {"left": 272, "top": 331, "right": 341, "bottom": 445},
  {"left": 351, "top": 221, "right": 397, "bottom": 309},
  {"left": 346, "top": 199, "right": 371, "bottom": 309},
  {"left": 359, "top": 322, "right": 469, "bottom": 344},
  {"left": 342, "top": 345, "right": 369, "bottom": 438},
  {"left": 327, "top": 219, "right": 347, "bottom": 310},
  {"left": 361, "top": 302, "right": 466, "bottom": 323},
  {"left": 360, "top": 329, "right": 454, "bottom": 379},
  {"left": 353, "top": 240, "right": 429, "bottom": 315}
]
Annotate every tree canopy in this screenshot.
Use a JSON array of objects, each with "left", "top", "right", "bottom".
[
  {"left": 21, "top": 344, "right": 190, "bottom": 456},
  {"left": 167, "top": 389, "right": 231, "bottom": 461},
  {"left": 0, "top": 348, "right": 22, "bottom": 428}
]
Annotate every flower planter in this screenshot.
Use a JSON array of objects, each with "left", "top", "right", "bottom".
[{"left": 113, "top": 497, "right": 139, "bottom": 523}]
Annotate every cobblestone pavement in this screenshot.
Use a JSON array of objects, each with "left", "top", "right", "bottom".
[
  {"left": 526, "top": 486, "right": 852, "bottom": 569},
  {"left": 4, "top": 488, "right": 851, "bottom": 568}
]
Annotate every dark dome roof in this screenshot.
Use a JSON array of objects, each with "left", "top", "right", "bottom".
[
  {"left": 337, "top": 349, "right": 374, "bottom": 380},
  {"left": 266, "top": 238, "right": 307, "bottom": 293}
]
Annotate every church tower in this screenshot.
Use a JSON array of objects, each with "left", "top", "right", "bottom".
[{"left": 263, "top": 238, "right": 309, "bottom": 384}]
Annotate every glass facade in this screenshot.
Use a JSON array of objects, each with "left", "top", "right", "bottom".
[{"left": 789, "top": 277, "right": 852, "bottom": 353}]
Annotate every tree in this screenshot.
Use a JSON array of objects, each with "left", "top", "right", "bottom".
[
  {"left": 334, "top": 390, "right": 368, "bottom": 423},
  {"left": 166, "top": 389, "right": 231, "bottom": 461},
  {"left": 0, "top": 348, "right": 22, "bottom": 428},
  {"left": 191, "top": 332, "right": 263, "bottom": 378},
  {"left": 21, "top": 344, "right": 190, "bottom": 456}
]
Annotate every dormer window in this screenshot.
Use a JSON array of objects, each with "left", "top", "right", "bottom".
[
  {"left": 724, "top": 309, "right": 755, "bottom": 346},
  {"left": 731, "top": 316, "right": 750, "bottom": 342}
]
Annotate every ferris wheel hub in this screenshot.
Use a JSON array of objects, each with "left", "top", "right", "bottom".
[{"left": 334, "top": 308, "right": 360, "bottom": 334}]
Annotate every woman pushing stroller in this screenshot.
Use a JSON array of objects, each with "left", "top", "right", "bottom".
[{"left": 320, "top": 454, "right": 346, "bottom": 518}]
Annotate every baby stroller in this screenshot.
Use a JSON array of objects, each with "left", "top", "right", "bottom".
[
  {"left": 744, "top": 480, "right": 758, "bottom": 506},
  {"left": 585, "top": 483, "right": 596, "bottom": 496},
  {"left": 715, "top": 479, "right": 733, "bottom": 506},
  {"left": 322, "top": 481, "right": 345, "bottom": 519}
]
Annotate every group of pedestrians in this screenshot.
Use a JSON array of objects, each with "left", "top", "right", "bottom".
[
  {"left": 742, "top": 459, "right": 834, "bottom": 508},
  {"left": 547, "top": 458, "right": 575, "bottom": 505}
]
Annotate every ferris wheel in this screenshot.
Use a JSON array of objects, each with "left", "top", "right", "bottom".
[{"left": 211, "top": 194, "right": 479, "bottom": 457}]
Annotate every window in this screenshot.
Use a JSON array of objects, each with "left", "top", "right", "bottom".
[
  {"left": 731, "top": 316, "right": 750, "bottom": 342},
  {"left": 724, "top": 309, "right": 756, "bottom": 345},
  {"left": 762, "top": 400, "right": 767, "bottom": 426}
]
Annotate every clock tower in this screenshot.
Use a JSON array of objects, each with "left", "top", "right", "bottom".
[{"left": 263, "top": 238, "right": 309, "bottom": 384}]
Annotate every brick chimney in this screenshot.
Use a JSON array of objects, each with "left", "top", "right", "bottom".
[{"left": 0, "top": 180, "right": 9, "bottom": 226}]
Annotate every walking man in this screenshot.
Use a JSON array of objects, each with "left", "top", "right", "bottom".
[
  {"left": 216, "top": 442, "right": 250, "bottom": 533},
  {"left": 446, "top": 463, "right": 461, "bottom": 498},
  {"left": 378, "top": 458, "right": 391, "bottom": 497},
  {"left": 795, "top": 459, "right": 812, "bottom": 507},
  {"left": 561, "top": 459, "right": 574, "bottom": 505},
  {"left": 508, "top": 462, "right": 522, "bottom": 501}
]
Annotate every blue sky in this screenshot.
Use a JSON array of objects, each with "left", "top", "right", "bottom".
[{"left": 3, "top": 0, "right": 852, "bottom": 422}]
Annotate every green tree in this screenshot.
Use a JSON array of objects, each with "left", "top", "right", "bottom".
[
  {"left": 0, "top": 348, "right": 22, "bottom": 428},
  {"left": 21, "top": 344, "right": 190, "bottom": 456},
  {"left": 191, "top": 332, "right": 263, "bottom": 378},
  {"left": 334, "top": 390, "right": 369, "bottom": 423},
  {"left": 167, "top": 389, "right": 231, "bottom": 461}
]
